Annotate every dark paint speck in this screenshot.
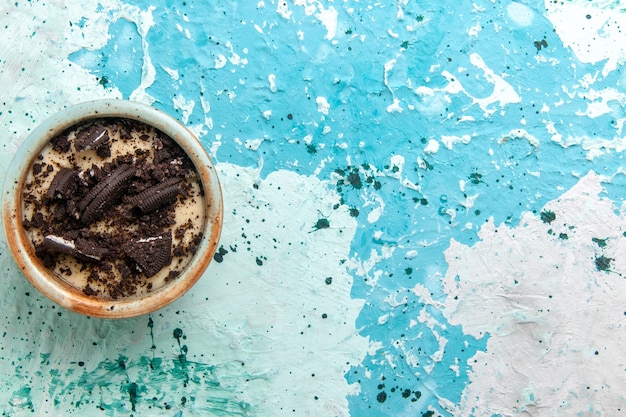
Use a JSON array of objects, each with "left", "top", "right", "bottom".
[
  {"left": 540, "top": 210, "right": 556, "bottom": 224},
  {"left": 312, "top": 218, "right": 330, "bottom": 231},
  {"left": 214, "top": 246, "right": 228, "bottom": 263},
  {"left": 595, "top": 255, "right": 612, "bottom": 272},
  {"left": 592, "top": 237, "right": 607, "bottom": 248}
]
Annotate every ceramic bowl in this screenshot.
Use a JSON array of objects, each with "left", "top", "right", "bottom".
[{"left": 2, "top": 99, "right": 223, "bottom": 318}]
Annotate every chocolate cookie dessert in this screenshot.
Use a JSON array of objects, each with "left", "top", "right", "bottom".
[{"left": 21, "top": 118, "right": 206, "bottom": 299}]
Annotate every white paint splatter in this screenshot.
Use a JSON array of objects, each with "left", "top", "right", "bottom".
[
  {"left": 469, "top": 53, "right": 522, "bottom": 115},
  {"left": 499, "top": 128, "right": 540, "bottom": 148},
  {"left": 315, "top": 4, "right": 338, "bottom": 40},
  {"left": 161, "top": 65, "right": 180, "bottom": 81},
  {"left": 386, "top": 98, "right": 403, "bottom": 113},
  {"left": 366, "top": 195, "right": 385, "bottom": 224},
  {"left": 441, "top": 71, "right": 465, "bottom": 95},
  {"left": 441, "top": 134, "right": 472, "bottom": 150},
  {"left": 125, "top": 5, "right": 157, "bottom": 104},
  {"left": 442, "top": 171, "right": 626, "bottom": 416},
  {"left": 244, "top": 138, "right": 266, "bottom": 151},
  {"left": 582, "top": 136, "right": 626, "bottom": 160},
  {"left": 276, "top": 0, "right": 292, "bottom": 19},
  {"left": 172, "top": 94, "right": 195, "bottom": 124},
  {"left": 200, "top": 85, "right": 214, "bottom": 130},
  {"left": 316, "top": 96, "right": 330, "bottom": 115},
  {"left": 460, "top": 193, "right": 479, "bottom": 212},
  {"left": 431, "top": 60, "right": 520, "bottom": 118},
  {"left": 215, "top": 54, "right": 227, "bottom": 69},
  {"left": 546, "top": 0, "right": 626, "bottom": 76},
  {"left": 467, "top": 21, "right": 481, "bottom": 38},
  {"left": 175, "top": 22, "right": 191, "bottom": 39},
  {"left": 547, "top": 125, "right": 626, "bottom": 160},
  {"left": 347, "top": 245, "right": 394, "bottom": 289},
  {"left": 293, "top": 0, "right": 338, "bottom": 39},
  {"left": 424, "top": 139, "right": 440, "bottom": 154},
  {"left": 226, "top": 41, "right": 248, "bottom": 67},
  {"left": 268, "top": 73, "right": 277, "bottom": 93},
  {"left": 574, "top": 87, "right": 626, "bottom": 118}
]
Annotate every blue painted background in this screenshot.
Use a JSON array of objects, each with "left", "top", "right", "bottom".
[{"left": 2, "top": 0, "right": 626, "bottom": 415}]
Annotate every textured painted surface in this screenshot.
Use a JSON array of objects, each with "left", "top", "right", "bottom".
[{"left": 1, "top": 0, "right": 625, "bottom": 416}]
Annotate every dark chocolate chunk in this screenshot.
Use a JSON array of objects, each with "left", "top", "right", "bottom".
[
  {"left": 36, "top": 245, "right": 57, "bottom": 268},
  {"left": 125, "top": 232, "right": 172, "bottom": 278},
  {"left": 95, "top": 144, "right": 112, "bottom": 159},
  {"left": 116, "top": 261, "right": 132, "bottom": 279},
  {"left": 83, "top": 285, "right": 98, "bottom": 296},
  {"left": 52, "top": 204, "right": 67, "bottom": 222},
  {"left": 74, "top": 123, "right": 110, "bottom": 151},
  {"left": 79, "top": 164, "right": 136, "bottom": 223},
  {"left": 51, "top": 131, "right": 72, "bottom": 153},
  {"left": 129, "top": 177, "right": 182, "bottom": 212},
  {"left": 28, "top": 212, "right": 45, "bottom": 229},
  {"left": 46, "top": 168, "right": 78, "bottom": 200},
  {"left": 32, "top": 163, "right": 43, "bottom": 175},
  {"left": 114, "top": 118, "right": 134, "bottom": 140},
  {"left": 66, "top": 199, "right": 78, "bottom": 219}
]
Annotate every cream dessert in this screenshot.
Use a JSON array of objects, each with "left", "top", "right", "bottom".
[{"left": 21, "top": 118, "right": 206, "bottom": 299}]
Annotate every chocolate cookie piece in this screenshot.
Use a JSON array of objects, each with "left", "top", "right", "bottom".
[
  {"left": 124, "top": 232, "right": 173, "bottom": 278},
  {"left": 79, "top": 164, "right": 136, "bottom": 224},
  {"left": 74, "top": 123, "right": 110, "bottom": 151},
  {"left": 42, "top": 235, "right": 76, "bottom": 256},
  {"left": 129, "top": 177, "right": 182, "bottom": 213},
  {"left": 75, "top": 237, "right": 110, "bottom": 261},
  {"left": 43, "top": 235, "right": 108, "bottom": 262},
  {"left": 46, "top": 168, "right": 78, "bottom": 200}
]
